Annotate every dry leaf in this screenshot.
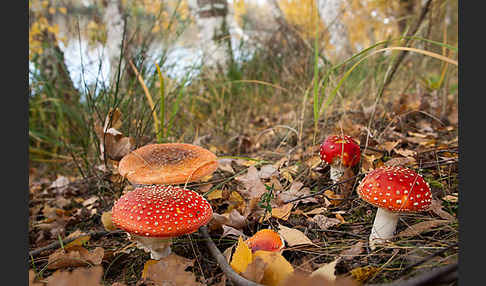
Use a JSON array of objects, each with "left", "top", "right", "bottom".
[
  {"left": 277, "top": 181, "right": 317, "bottom": 204},
  {"left": 222, "top": 225, "right": 247, "bottom": 239},
  {"left": 218, "top": 158, "right": 235, "bottom": 174},
  {"left": 141, "top": 253, "right": 203, "bottom": 286},
  {"left": 394, "top": 148, "right": 417, "bottom": 157},
  {"left": 271, "top": 203, "right": 293, "bottom": 220},
  {"left": 259, "top": 165, "right": 278, "bottom": 179},
  {"left": 46, "top": 266, "right": 104, "bottom": 286},
  {"left": 311, "top": 258, "right": 340, "bottom": 281},
  {"left": 442, "top": 194, "right": 458, "bottom": 203},
  {"left": 350, "top": 266, "right": 380, "bottom": 283},
  {"left": 304, "top": 207, "right": 327, "bottom": 216},
  {"left": 253, "top": 250, "right": 294, "bottom": 286},
  {"left": 396, "top": 220, "right": 449, "bottom": 238},
  {"left": 384, "top": 156, "right": 416, "bottom": 167},
  {"left": 381, "top": 141, "right": 401, "bottom": 153},
  {"left": 428, "top": 199, "right": 457, "bottom": 221},
  {"left": 47, "top": 246, "right": 104, "bottom": 270},
  {"left": 312, "top": 215, "right": 341, "bottom": 230},
  {"left": 101, "top": 211, "right": 117, "bottom": 231},
  {"left": 207, "top": 189, "right": 223, "bottom": 200},
  {"left": 236, "top": 166, "right": 268, "bottom": 199},
  {"left": 324, "top": 190, "right": 345, "bottom": 206},
  {"left": 241, "top": 256, "right": 267, "bottom": 283},
  {"left": 64, "top": 234, "right": 91, "bottom": 250},
  {"left": 278, "top": 225, "right": 315, "bottom": 247},
  {"left": 29, "top": 270, "right": 43, "bottom": 286},
  {"left": 339, "top": 242, "right": 364, "bottom": 260},
  {"left": 230, "top": 236, "right": 253, "bottom": 274},
  {"left": 282, "top": 271, "right": 359, "bottom": 286}
]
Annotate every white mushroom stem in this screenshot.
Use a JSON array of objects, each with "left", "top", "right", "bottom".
[
  {"left": 129, "top": 234, "right": 173, "bottom": 260},
  {"left": 369, "top": 208, "right": 400, "bottom": 250},
  {"left": 330, "top": 164, "right": 346, "bottom": 184}
]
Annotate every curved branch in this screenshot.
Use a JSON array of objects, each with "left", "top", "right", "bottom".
[{"left": 199, "top": 226, "right": 263, "bottom": 286}]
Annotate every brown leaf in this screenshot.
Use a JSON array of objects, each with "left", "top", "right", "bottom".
[
  {"left": 384, "top": 157, "right": 416, "bottom": 167},
  {"left": 381, "top": 141, "right": 401, "bottom": 153},
  {"left": 217, "top": 158, "right": 235, "bottom": 174},
  {"left": 304, "top": 207, "right": 327, "bottom": 216},
  {"left": 282, "top": 271, "right": 359, "bottom": 286},
  {"left": 29, "top": 270, "right": 43, "bottom": 286},
  {"left": 339, "top": 242, "right": 364, "bottom": 260},
  {"left": 236, "top": 166, "right": 267, "bottom": 199},
  {"left": 277, "top": 181, "right": 317, "bottom": 204},
  {"left": 102, "top": 128, "right": 135, "bottom": 161},
  {"left": 428, "top": 199, "right": 457, "bottom": 221},
  {"left": 47, "top": 246, "right": 104, "bottom": 270},
  {"left": 142, "top": 253, "right": 203, "bottom": 286},
  {"left": 222, "top": 225, "right": 247, "bottom": 239},
  {"left": 396, "top": 220, "right": 449, "bottom": 238},
  {"left": 241, "top": 256, "right": 267, "bottom": 283},
  {"left": 272, "top": 203, "right": 294, "bottom": 220},
  {"left": 46, "top": 266, "right": 104, "bottom": 286},
  {"left": 278, "top": 224, "right": 316, "bottom": 247},
  {"left": 312, "top": 215, "right": 341, "bottom": 230}
]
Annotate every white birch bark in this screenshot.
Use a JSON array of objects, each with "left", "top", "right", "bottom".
[
  {"left": 102, "top": 0, "right": 125, "bottom": 82},
  {"left": 316, "top": 0, "right": 352, "bottom": 61},
  {"left": 187, "top": 0, "right": 231, "bottom": 71}
]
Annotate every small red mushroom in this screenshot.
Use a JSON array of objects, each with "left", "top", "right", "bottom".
[
  {"left": 111, "top": 185, "right": 213, "bottom": 259},
  {"left": 357, "top": 166, "right": 432, "bottom": 249},
  {"left": 245, "top": 229, "right": 284, "bottom": 253},
  {"left": 320, "top": 135, "right": 361, "bottom": 184}
]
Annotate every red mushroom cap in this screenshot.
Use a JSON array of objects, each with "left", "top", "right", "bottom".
[
  {"left": 245, "top": 229, "right": 284, "bottom": 252},
  {"left": 319, "top": 135, "right": 361, "bottom": 167},
  {"left": 357, "top": 166, "right": 432, "bottom": 212},
  {"left": 111, "top": 185, "right": 213, "bottom": 237}
]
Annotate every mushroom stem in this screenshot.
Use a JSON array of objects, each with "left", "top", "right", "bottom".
[
  {"left": 330, "top": 164, "right": 346, "bottom": 183},
  {"left": 369, "top": 208, "right": 399, "bottom": 250},
  {"left": 130, "top": 234, "right": 173, "bottom": 260}
]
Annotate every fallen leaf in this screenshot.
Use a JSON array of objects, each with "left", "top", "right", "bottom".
[
  {"left": 396, "top": 220, "right": 449, "bottom": 238},
  {"left": 101, "top": 211, "right": 117, "bottom": 231},
  {"left": 312, "top": 215, "right": 341, "bottom": 230},
  {"left": 49, "top": 176, "right": 70, "bottom": 190},
  {"left": 64, "top": 234, "right": 91, "bottom": 250},
  {"left": 253, "top": 250, "right": 294, "bottom": 286},
  {"left": 384, "top": 157, "right": 416, "bottom": 167},
  {"left": 141, "top": 253, "right": 203, "bottom": 286},
  {"left": 236, "top": 166, "right": 268, "bottom": 199},
  {"left": 311, "top": 258, "right": 340, "bottom": 281},
  {"left": 46, "top": 266, "right": 104, "bottom": 286},
  {"left": 222, "top": 225, "right": 247, "bottom": 239},
  {"left": 218, "top": 158, "right": 235, "bottom": 174},
  {"left": 241, "top": 256, "right": 267, "bottom": 283},
  {"left": 47, "top": 246, "right": 104, "bottom": 270},
  {"left": 230, "top": 236, "right": 253, "bottom": 274},
  {"left": 381, "top": 141, "right": 401, "bottom": 153},
  {"left": 278, "top": 225, "right": 315, "bottom": 247},
  {"left": 277, "top": 181, "right": 317, "bottom": 204},
  {"left": 271, "top": 203, "right": 293, "bottom": 220},
  {"left": 259, "top": 165, "right": 278, "bottom": 179},
  {"left": 339, "top": 242, "right": 364, "bottom": 260},
  {"left": 442, "top": 194, "right": 458, "bottom": 203},
  {"left": 394, "top": 148, "right": 417, "bottom": 157},
  {"left": 304, "top": 207, "right": 327, "bottom": 216},
  {"left": 282, "top": 271, "right": 359, "bottom": 286},
  {"left": 206, "top": 189, "right": 223, "bottom": 200},
  {"left": 350, "top": 266, "right": 380, "bottom": 283},
  {"left": 29, "top": 270, "right": 43, "bottom": 286},
  {"left": 324, "top": 190, "right": 345, "bottom": 206},
  {"left": 428, "top": 199, "right": 457, "bottom": 221}
]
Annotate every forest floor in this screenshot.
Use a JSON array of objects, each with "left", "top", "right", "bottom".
[{"left": 28, "top": 90, "right": 459, "bottom": 286}]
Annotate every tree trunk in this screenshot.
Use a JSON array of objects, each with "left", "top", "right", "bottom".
[
  {"left": 187, "top": 0, "right": 232, "bottom": 72},
  {"left": 316, "top": 0, "right": 352, "bottom": 61}
]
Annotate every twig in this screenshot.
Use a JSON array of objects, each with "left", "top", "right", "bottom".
[
  {"left": 283, "top": 173, "right": 364, "bottom": 204},
  {"left": 400, "top": 242, "right": 458, "bottom": 274},
  {"left": 28, "top": 229, "right": 123, "bottom": 258},
  {"left": 366, "top": 263, "right": 458, "bottom": 286},
  {"left": 199, "top": 226, "right": 263, "bottom": 286}
]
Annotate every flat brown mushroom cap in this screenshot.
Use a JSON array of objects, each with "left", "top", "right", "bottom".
[{"left": 118, "top": 143, "right": 218, "bottom": 185}]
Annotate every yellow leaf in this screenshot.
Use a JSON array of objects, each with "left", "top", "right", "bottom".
[
  {"left": 141, "top": 259, "right": 159, "bottom": 279},
  {"left": 101, "top": 211, "right": 117, "bottom": 231},
  {"left": 253, "top": 250, "right": 294, "bottom": 286},
  {"left": 59, "top": 7, "right": 67, "bottom": 14},
  {"left": 207, "top": 189, "right": 223, "bottom": 200},
  {"left": 350, "top": 266, "right": 380, "bottom": 283},
  {"left": 64, "top": 235, "right": 91, "bottom": 250},
  {"left": 230, "top": 236, "right": 253, "bottom": 274},
  {"left": 271, "top": 203, "right": 293, "bottom": 220}
]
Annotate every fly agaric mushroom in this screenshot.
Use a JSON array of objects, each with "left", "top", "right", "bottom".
[
  {"left": 245, "top": 229, "right": 285, "bottom": 252},
  {"left": 118, "top": 143, "right": 218, "bottom": 185},
  {"left": 357, "top": 166, "right": 432, "bottom": 249},
  {"left": 111, "top": 185, "right": 213, "bottom": 259},
  {"left": 320, "top": 135, "right": 361, "bottom": 184}
]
